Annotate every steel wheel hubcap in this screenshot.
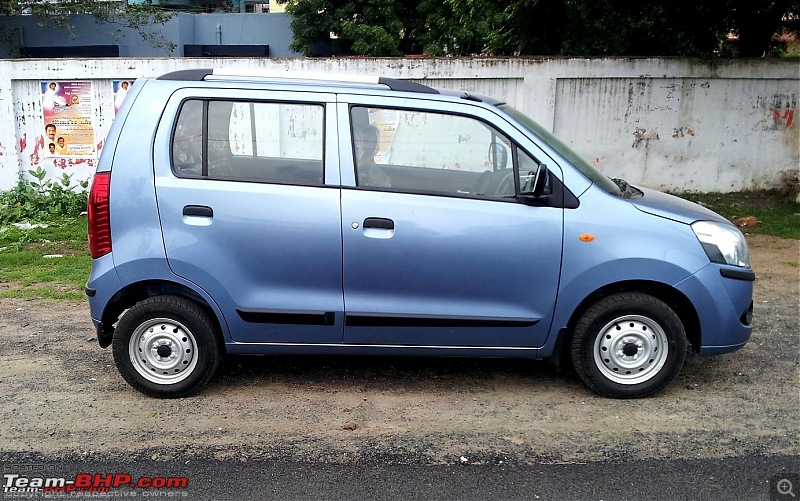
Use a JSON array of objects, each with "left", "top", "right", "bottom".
[
  {"left": 129, "top": 318, "right": 198, "bottom": 385},
  {"left": 593, "top": 315, "right": 669, "bottom": 385}
]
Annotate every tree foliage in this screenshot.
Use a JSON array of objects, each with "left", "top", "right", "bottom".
[
  {"left": 1, "top": 0, "right": 176, "bottom": 53},
  {"left": 729, "top": 0, "right": 800, "bottom": 56},
  {"left": 279, "top": 0, "right": 800, "bottom": 57}
]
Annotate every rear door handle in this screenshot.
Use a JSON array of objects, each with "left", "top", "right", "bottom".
[
  {"left": 183, "top": 205, "right": 213, "bottom": 217},
  {"left": 363, "top": 217, "right": 394, "bottom": 230}
]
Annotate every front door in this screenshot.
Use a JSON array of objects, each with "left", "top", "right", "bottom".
[{"left": 340, "top": 103, "right": 564, "bottom": 348}]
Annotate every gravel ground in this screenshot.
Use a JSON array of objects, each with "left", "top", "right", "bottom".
[{"left": 0, "top": 234, "right": 797, "bottom": 465}]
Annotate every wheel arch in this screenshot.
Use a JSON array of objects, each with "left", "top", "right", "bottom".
[
  {"left": 98, "top": 280, "right": 225, "bottom": 349},
  {"left": 552, "top": 280, "right": 701, "bottom": 368}
]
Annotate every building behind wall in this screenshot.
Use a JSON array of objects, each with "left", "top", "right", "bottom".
[{"left": 0, "top": 11, "right": 299, "bottom": 59}]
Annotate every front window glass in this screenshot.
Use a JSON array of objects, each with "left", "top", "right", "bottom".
[
  {"left": 351, "top": 106, "right": 516, "bottom": 198},
  {"left": 517, "top": 148, "right": 541, "bottom": 193}
]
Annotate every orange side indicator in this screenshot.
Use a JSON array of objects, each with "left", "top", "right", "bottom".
[{"left": 579, "top": 233, "right": 595, "bottom": 242}]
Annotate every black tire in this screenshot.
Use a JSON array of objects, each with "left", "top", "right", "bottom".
[
  {"left": 112, "top": 296, "right": 221, "bottom": 398},
  {"left": 570, "top": 292, "right": 688, "bottom": 398}
]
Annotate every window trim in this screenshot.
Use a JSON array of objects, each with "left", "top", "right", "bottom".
[{"left": 201, "top": 100, "right": 209, "bottom": 177}]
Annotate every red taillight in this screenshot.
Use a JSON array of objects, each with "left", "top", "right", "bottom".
[{"left": 88, "top": 172, "right": 111, "bottom": 259}]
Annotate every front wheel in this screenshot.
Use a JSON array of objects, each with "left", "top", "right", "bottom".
[
  {"left": 112, "top": 296, "right": 221, "bottom": 398},
  {"left": 571, "top": 292, "right": 688, "bottom": 398}
]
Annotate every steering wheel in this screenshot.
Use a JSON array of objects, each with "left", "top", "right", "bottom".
[
  {"left": 520, "top": 170, "right": 536, "bottom": 193},
  {"left": 494, "top": 172, "right": 515, "bottom": 197}
]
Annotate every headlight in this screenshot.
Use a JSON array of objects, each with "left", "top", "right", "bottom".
[{"left": 691, "top": 221, "right": 751, "bottom": 268}]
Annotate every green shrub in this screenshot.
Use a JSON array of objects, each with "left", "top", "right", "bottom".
[{"left": 0, "top": 167, "right": 89, "bottom": 224}]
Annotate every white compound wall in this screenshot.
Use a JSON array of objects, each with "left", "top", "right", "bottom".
[{"left": 0, "top": 57, "right": 797, "bottom": 192}]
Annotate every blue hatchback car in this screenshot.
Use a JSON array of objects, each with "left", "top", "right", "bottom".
[{"left": 86, "top": 69, "right": 754, "bottom": 398}]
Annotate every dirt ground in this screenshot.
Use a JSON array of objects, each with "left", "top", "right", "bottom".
[{"left": 0, "top": 234, "right": 797, "bottom": 465}]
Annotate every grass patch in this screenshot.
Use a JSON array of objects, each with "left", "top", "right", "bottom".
[
  {"left": 0, "top": 216, "right": 89, "bottom": 301},
  {"left": 678, "top": 190, "right": 800, "bottom": 240}
]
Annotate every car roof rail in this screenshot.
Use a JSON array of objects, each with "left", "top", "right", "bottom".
[
  {"left": 157, "top": 69, "right": 213, "bottom": 81},
  {"left": 156, "top": 68, "right": 439, "bottom": 95}
]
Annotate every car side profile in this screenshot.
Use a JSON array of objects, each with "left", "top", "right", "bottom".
[{"left": 86, "top": 69, "right": 754, "bottom": 399}]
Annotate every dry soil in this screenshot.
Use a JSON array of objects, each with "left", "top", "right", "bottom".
[{"left": 0, "top": 234, "right": 797, "bottom": 465}]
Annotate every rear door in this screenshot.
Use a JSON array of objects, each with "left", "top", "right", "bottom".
[
  {"left": 338, "top": 97, "right": 564, "bottom": 348},
  {"left": 153, "top": 88, "right": 343, "bottom": 344}
]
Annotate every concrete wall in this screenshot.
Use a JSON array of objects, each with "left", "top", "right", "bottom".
[
  {"left": 0, "top": 13, "right": 299, "bottom": 58},
  {"left": 0, "top": 57, "right": 797, "bottom": 192}
]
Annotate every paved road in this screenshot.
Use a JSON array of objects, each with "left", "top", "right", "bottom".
[{"left": 2, "top": 454, "right": 797, "bottom": 500}]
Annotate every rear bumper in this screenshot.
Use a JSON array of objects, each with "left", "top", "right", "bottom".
[{"left": 86, "top": 253, "right": 121, "bottom": 349}]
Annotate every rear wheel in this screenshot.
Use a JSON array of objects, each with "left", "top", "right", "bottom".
[
  {"left": 571, "top": 292, "right": 688, "bottom": 398},
  {"left": 112, "top": 296, "right": 220, "bottom": 398}
]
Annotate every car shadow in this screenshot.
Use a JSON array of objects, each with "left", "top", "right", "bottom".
[{"left": 210, "top": 353, "right": 574, "bottom": 393}]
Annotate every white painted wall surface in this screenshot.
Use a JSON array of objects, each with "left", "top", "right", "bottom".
[{"left": 0, "top": 57, "right": 797, "bottom": 192}]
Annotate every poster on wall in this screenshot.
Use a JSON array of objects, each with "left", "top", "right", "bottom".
[
  {"left": 368, "top": 108, "right": 401, "bottom": 165},
  {"left": 113, "top": 80, "right": 134, "bottom": 116},
  {"left": 41, "top": 80, "right": 95, "bottom": 158}
]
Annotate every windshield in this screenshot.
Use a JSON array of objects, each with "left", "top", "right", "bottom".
[{"left": 499, "top": 104, "right": 622, "bottom": 196}]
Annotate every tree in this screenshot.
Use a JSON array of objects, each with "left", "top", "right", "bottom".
[
  {"left": 414, "top": 0, "right": 509, "bottom": 56},
  {"left": 551, "top": 0, "right": 728, "bottom": 57},
  {"left": 1, "top": 0, "right": 176, "bottom": 54},
  {"left": 280, "top": 0, "right": 418, "bottom": 56},
  {"left": 279, "top": 0, "right": 800, "bottom": 57},
  {"left": 728, "top": 0, "right": 800, "bottom": 56}
]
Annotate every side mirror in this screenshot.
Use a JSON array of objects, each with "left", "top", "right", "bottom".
[
  {"left": 488, "top": 142, "right": 508, "bottom": 171},
  {"left": 520, "top": 164, "right": 550, "bottom": 198}
]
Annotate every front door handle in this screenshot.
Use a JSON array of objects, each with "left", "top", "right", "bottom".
[
  {"left": 183, "top": 205, "right": 213, "bottom": 217},
  {"left": 363, "top": 217, "right": 394, "bottom": 230}
]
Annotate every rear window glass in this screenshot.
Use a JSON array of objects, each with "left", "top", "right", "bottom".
[{"left": 171, "top": 99, "right": 324, "bottom": 185}]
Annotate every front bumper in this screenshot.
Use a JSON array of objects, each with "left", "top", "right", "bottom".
[{"left": 675, "top": 263, "right": 754, "bottom": 355}]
